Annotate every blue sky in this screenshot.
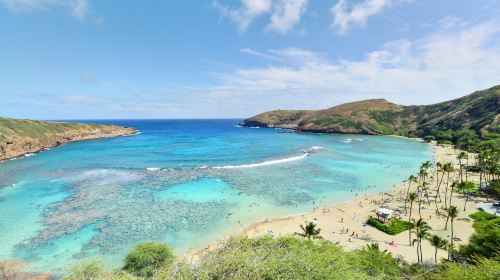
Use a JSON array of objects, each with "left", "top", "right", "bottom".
[{"left": 1, "top": 0, "right": 499, "bottom": 119}]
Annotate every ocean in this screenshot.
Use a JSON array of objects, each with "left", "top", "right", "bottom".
[{"left": 0, "top": 119, "right": 432, "bottom": 274}]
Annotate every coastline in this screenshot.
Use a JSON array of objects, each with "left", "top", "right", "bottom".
[
  {"left": 189, "top": 141, "right": 482, "bottom": 264},
  {"left": 0, "top": 125, "right": 137, "bottom": 161}
]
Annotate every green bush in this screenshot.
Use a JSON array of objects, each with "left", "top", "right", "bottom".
[
  {"left": 196, "top": 235, "right": 375, "bottom": 279},
  {"left": 469, "top": 211, "right": 496, "bottom": 222},
  {"left": 460, "top": 212, "right": 500, "bottom": 260},
  {"left": 367, "top": 217, "right": 411, "bottom": 235},
  {"left": 437, "top": 140, "right": 454, "bottom": 145},
  {"left": 351, "top": 244, "right": 400, "bottom": 278},
  {"left": 423, "top": 135, "right": 435, "bottom": 142},
  {"left": 59, "top": 234, "right": 500, "bottom": 280},
  {"left": 64, "top": 260, "right": 104, "bottom": 280},
  {"left": 427, "top": 257, "right": 500, "bottom": 280},
  {"left": 486, "top": 179, "right": 500, "bottom": 199},
  {"left": 123, "top": 242, "right": 175, "bottom": 278}
]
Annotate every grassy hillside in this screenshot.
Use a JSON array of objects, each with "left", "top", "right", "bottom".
[
  {"left": 241, "top": 85, "right": 500, "bottom": 136},
  {"left": 0, "top": 118, "right": 136, "bottom": 160}
]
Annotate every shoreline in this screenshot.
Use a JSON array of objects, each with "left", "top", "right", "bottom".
[
  {"left": 0, "top": 126, "right": 137, "bottom": 162},
  {"left": 189, "top": 141, "right": 482, "bottom": 264}
]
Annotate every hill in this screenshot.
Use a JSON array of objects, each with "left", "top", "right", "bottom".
[
  {"left": 0, "top": 118, "right": 136, "bottom": 160},
  {"left": 241, "top": 85, "right": 500, "bottom": 136}
]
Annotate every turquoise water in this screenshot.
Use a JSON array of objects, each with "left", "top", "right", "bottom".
[{"left": 0, "top": 120, "right": 432, "bottom": 275}]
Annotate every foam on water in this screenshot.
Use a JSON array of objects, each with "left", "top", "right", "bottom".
[
  {"left": 213, "top": 152, "right": 309, "bottom": 169},
  {"left": 146, "top": 167, "right": 161, "bottom": 171}
]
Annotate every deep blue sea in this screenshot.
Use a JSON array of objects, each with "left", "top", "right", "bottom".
[{"left": 0, "top": 119, "right": 432, "bottom": 274}]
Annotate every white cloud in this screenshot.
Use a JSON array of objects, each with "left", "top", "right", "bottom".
[
  {"left": 216, "top": 19, "right": 500, "bottom": 108},
  {"left": 70, "top": 0, "right": 88, "bottom": 21},
  {"left": 214, "top": 0, "right": 308, "bottom": 34},
  {"left": 213, "top": 0, "right": 272, "bottom": 32},
  {"left": 1, "top": 0, "right": 90, "bottom": 21},
  {"left": 266, "top": 0, "right": 308, "bottom": 34},
  {"left": 330, "top": 0, "right": 410, "bottom": 35}
]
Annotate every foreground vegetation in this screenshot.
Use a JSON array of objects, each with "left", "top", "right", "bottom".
[
  {"left": 55, "top": 212, "right": 500, "bottom": 279},
  {"left": 54, "top": 228, "right": 498, "bottom": 280}
]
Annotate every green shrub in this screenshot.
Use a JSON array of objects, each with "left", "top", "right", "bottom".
[
  {"left": 460, "top": 212, "right": 500, "bottom": 260},
  {"left": 423, "top": 135, "right": 435, "bottom": 142},
  {"left": 351, "top": 244, "right": 400, "bottom": 278},
  {"left": 427, "top": 257, "right": 500, "bottom": 280},
  {"left": 437, "top": 139, "right": 453, "bottom": 145},
  {"left": 123, "top": 242, "right": 175, "bottom": 278},
  {"left": 486, "top": 179, "right": 500, "bottom": 199},
  {"left": 367, "top": 217, "right": 411, "bottom": 235},
  {"left": 64, "top": 260, "right": 104, "bottom": 280},
  {"left": 458, "top": 181, "right": 478, "bottom": 194},
  {"left": 196, "top": 235, "right": 374, "bottom": 279},
  {"left": 469, "top": 211, "right": 496, "bottom": 222}
]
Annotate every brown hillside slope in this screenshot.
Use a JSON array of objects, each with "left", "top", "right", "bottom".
[
  {"left": 241, "top": 85, "right": 500, "bottom": 135},
  {"left": 0, "top": 118, "right": 137, "bottom": 160}
]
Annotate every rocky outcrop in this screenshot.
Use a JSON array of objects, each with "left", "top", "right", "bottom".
[
  {"left": 241, "top": 85, "right": 500, "bottom": 135},
  {"left": 0, "top": 118, "right": 137, "bottom": 160}
]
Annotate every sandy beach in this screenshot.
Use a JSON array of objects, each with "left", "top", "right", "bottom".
[{"left": 193, "top": 142, "right": 486, "bottom": 264}]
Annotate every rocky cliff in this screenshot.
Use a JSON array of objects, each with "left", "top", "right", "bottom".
[
  {"left": 0, "top": 118, "right": 137, "bottom": 160},
  {"left": 241, "top": 85, "right": 500, "bottom": 135}
]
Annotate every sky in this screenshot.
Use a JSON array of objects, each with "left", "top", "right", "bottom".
[{"left": 1, "top": 0, "right": 499, "bottom": 119}]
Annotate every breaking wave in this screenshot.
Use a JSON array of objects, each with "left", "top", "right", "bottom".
[{"left": 213, "top": 153, "right": 309, "bottom": 169}]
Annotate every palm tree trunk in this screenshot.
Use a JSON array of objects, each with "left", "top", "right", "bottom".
[
  {"left": 448, "top": 186, "right": 453, "bottom": 211},
  {"left": 459, "top": 161, "right": 463, "bottom": 183},
  {"left": 420, "top": 238, "right": 423, "bottom": 263},
  {"left": 451, "top": 219, "right": 454, "bottom": 251},
  {"left": 418, "top": 198, "right": 422, "bottom": 219},
  {"left": 435, "top": 247, "right": 438, "bottom": 265},
  {"left": 436, "top": 172, "right": 445, "bottom": 202},
  {"left": 404, "top": 183, "right": 410, "bottom": 215},
  {"left": 408, "top": 204, "right": 413, "bottom": 246},
  {"left": 416, "top": 241, "right": 420, "bottom": 263},
  {"left": 465, "top": 154, "right": 469, "bottom": 181},
  {"left": 444, "top": 173, "right": 450, "bottom": 209}
]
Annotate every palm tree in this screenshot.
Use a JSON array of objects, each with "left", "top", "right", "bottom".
[
  {"left": 412, "top": 218, "right": 431, "bottom": 263},
  {"left": 404, "top": 175, "right": 417, "bottom": 215},
  {"left": 457, "top": 152, "right": 467, "bottom": 183},
  {"left": 435, "top": 162, "right": 443, "bottom": 190},
  {"left": 434, "top": 162, "right": 445, "bottom": 209},
  {"left": 447, "top": 181, "right": 459, "bottom": 215},
  {"left": 364, "top": 243, "right": 383, "bottom": 251},
  {"left": 442, "top": 162, "right": 455, "bottom": 209},
  {"left": 448, "top": 206, "right": 459, "bottom": 259},
  {"left": 458, "top": 181, "right": 475, "bottom": 211},
  {"left": 446, "top": 243, "right": 454, "bottom": 261},
  {"left": 421, "top": 161, "right": 433, "bottom": 172},
  {"left": 407, "top": 192, "right": 417, "bottom": 246},
  {"left": 419, "top": 162, "right": 432, "bottom": 204},
  {"left": 444, "top": 182, "right": 458, "bottom": 230},
  {"left": 294, "top": 221, "right": 322, "bottom": 239},
  {"left": 428, "top": 234, "right": 448, "bottom": 265}
]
